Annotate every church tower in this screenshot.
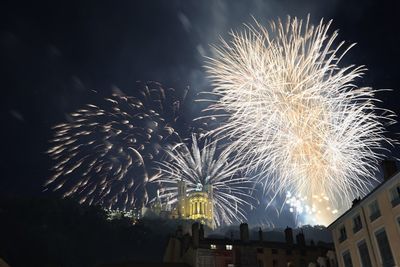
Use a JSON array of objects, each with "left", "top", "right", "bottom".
[
  {"left": 173, "top": 180, "right": 215, "bottom": 229},
  {"left": 187, "top": 184, "right": 214, "bottom": 228},
  {"left": 177, "top": 179, "right": 187, "bottom": 217}
]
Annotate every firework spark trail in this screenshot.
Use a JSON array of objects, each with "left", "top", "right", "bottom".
[
  {"left": 47, "top": 82, "right": 185, "bottom": 210},
  {"left": 202, "top": 16, "right": 396, "bottom": 223},
  {"left": 156, "top": 134, "right": 255, "bottom": 226}
]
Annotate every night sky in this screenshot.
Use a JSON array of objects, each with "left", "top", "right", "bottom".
[{"left": 1, "top": 0, "right": 400, "bottom": 227}]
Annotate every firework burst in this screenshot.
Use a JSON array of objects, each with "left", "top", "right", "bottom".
[
  {"left": 46, "top": 82, "right": 185, "bottom": 209},
  {"left": 156, "top": 134, "right": 254, "bottom": 226},
  {"left": 285, "top": 191, "right": 338, "bottom": 226},
  {"left": 203, "top": 16, "right": 395, "bottom": 222}
]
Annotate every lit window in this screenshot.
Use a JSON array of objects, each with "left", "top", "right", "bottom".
[
  {"left": 210, "top": 244, "right": 216, "bottom": 250},
  {"left": 389, "top": 184, "right": 400, "bottom": 207},
  {"left": 226, "top": 244, "right": 233, "bottom": 250},
  {"left": 369, "top": 200, "right": 381, "bottom": 221}
]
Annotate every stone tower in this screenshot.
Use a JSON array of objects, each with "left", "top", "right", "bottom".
[{"left": 177, "top": 179, "right": 187, "bottom": 217}]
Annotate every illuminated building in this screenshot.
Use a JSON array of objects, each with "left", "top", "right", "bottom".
[
  {"left": 141, "top": 181, "right": 214, "bottom": 228},
  {"left": 105, "top": 208, "right": 141, "bottom": 224},
  {"left": 328, "top": 161, "right": 400, "bottom": 267},
  {"left": 172, "top": 180, "right": 214, "bottom": 229}
]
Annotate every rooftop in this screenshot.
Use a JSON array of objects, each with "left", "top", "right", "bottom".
[{"left": 328, "top": 170, "right": 400, "bottom": 229}]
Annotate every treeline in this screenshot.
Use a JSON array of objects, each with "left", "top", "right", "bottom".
[{"left": 0, "top": 196, "right": 173, "bottom": 267}]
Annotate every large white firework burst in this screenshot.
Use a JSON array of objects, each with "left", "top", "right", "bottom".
[
  {"left": 156, "top": 134, "right": 254, "bottom": 226},
  {"left": 46, "top": 82, "right": 184, "bottom": 209},
  {"left": 203, "top": 16, "right": 395, "bottom": 218}
]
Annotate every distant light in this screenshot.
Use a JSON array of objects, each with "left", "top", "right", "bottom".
[{"left": 226, "top": 245, "right": 233, "bottom": 250}]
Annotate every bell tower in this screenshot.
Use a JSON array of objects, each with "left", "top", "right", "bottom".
[{"left": 177, "top": 179, "right": 187, "bottom": 217}]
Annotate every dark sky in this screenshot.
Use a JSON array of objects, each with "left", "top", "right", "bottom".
[{"left": 1, "top": 0, "right": 400, "bottom": 226}]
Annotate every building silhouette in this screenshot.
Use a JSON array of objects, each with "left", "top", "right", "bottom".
[{"left": 164, "top": 223, "right": 336, "bottom": 267}]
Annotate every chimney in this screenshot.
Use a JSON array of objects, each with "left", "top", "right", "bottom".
[
  {"left": 192, "top": 222, "right": 199, "bottom": 248},
  {"left": 199, "top": 224, "right": 204, "bottom": 240},
  {"left": 285, "top": 227, "right": 293, "bottom": 245},
  {"left": 258, "top": 228, "right": 263, "bottom": 241},
  {"left": 296, "top": 231, "right": 305, "bottom": 247},
  {"left": 382, "top": 160, "right": 397, "bottom": 181},
  {"left": 351, "top": 197, "right": 361, "bottom": 207},
  {"left": 240, "top": 223, "right": 249, "bottom": 242}
]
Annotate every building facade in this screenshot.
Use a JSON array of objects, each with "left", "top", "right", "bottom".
[
  {"left": 328, "top": 168, "right": 400, "bottom": 267},
  {"left": 141, "top": 180, "right": 214, "bottom": 228},
  {"left": 172, "top": 180, "right": 214, "bottom": 229},
  {"left": 164, "top": 223, "right": 336, "bottom": 267}
]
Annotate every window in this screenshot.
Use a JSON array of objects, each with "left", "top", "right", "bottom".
[
  {"left": 210, "top": 244, "right": 216, "bottom": 250},
  {"left": 342, "top": 250, "right": 353, "bottom": 267},
  {"left": 389, "top": 184, "right": 400, "bottom": 207},
  {"left": 271, "top": 249, "right": 278, "bottom": 254},
  {"left": 339, "top": 225, "right": 347, "bottom": 242},
  {"left": 357, "top": 240, "right": 372, "bottom": 267},
  {"left": 375, "top": 229, "right": 395, "bottom": 267},
  {"left": 369, "top": 200, "right": 381, "bottom": 221},
  {"left": 353, "top": 214, "right": 362, "bottom": 233},
  {"left": 226, "top": 244, "right": 233, "bottom": 250}
]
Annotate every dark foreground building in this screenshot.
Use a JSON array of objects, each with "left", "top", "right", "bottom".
[
  {"left": 164, "top": 223, "right": 336, "bottom": 267},
  {"left": 99, "top": 263, "right": 190, "bottom": 267}
]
